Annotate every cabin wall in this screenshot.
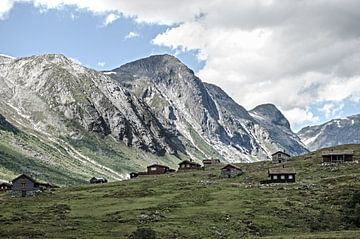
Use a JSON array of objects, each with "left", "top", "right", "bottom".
[
  {"left": 269, "top": 174, "right": 295, "bottom": 183},
  {"left": 12, "top": 177, "right": 37, "bottom": 196},
  {"left": 147, "top": 166, "right": 168, "bottom": 175}
]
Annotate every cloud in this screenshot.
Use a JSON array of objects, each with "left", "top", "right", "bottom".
[
  {"left": 104, "top": 13, "right": 119, "bottom": 26},
  {"left": 124, "top": 31, "right": 139, "bottom": 40},
  {"left": 283, "top": 108, "right": 319, "bottom": 127},
  {"left": 68, "top": 57, "right": 81, "bottom": 65},
  {"left": 2, "top": 0, "right": 360, "bottom": 127},
  {"left": 319, "top": 103, "right": 344, "bottom": 119},
  {"left": 97, "top": 61, "right": 106, "bottom": 67},
  {"left": 0, "top": 0, "right": 14, "bottom": 19}
]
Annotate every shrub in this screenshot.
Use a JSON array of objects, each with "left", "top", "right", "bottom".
[{"left": 129, "top": 227, "right": 156, "bottom": 239}]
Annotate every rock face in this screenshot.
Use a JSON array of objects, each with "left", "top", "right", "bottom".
[
  {"left": 298, "top": 114, "right": 360, "bottom": 151},
  {"left": 0, "top": 54, "right": 173, "bottom": 155},
  {"left": 107, "top": 54, "right": 308, "bottom": 161}
]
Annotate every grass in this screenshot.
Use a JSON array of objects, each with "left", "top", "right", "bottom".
[{"left": 0, "top": 144, "right": 359, "bottom": 238}]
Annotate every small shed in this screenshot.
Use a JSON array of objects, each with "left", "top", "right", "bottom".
[
  {"left": 90, "top": 177, "right": 108, "bottom": 184},
  {"left": 268, "top": 167, "right": 296, "bottom": 183},
  {"left": 202, "top": 159, "right": 221, "bottom": 166},
  {"left": 220, "top": 164, "right": 242, "bottom": 178},
  {"left": 11, "top": 174, "right": 54, "bottom": 197},
  {"left": 178, "top": 160, "right": 202, "bottom": 171},
  {"left": 321, "top": 150, "right": 353, "bottom": 163},
  {"left": 147, "top": 164, "right": 174, "bottom": 175},
  {"left": 0, "top": 181, "right": 12, "bottom": 192},
  {"left": 130, "top": 172, "right": 139, "bottom": 179},
  {"left": 272, "top": 151, "right": 291, "bottom": 164}
]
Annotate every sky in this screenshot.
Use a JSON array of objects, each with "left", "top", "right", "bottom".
[{"left": 1, "top": 0, "right": 359, "bottom": 132}]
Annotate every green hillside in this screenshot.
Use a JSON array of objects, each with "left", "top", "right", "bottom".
[{"left": 0, "top": 144, "right": 359, "bottom": 238}]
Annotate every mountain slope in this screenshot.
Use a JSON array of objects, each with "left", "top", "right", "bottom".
[
  {"left": 298, "top": 114, "right": 360, "bottom": 151},
  {"left": 107, "top": 54, "right": 308, "bottom": 161},
  {"left": 0, "top": 54, "right": 184, "bottom": 184}
]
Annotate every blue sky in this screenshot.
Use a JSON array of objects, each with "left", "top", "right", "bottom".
[{"left": 1, "top": 1, "right": 359, "bottom": 132}]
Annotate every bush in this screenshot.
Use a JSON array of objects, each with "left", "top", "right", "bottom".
[
  {"left": 343, "top": 190, "right": 360, "bottom": 228},
  {"left": 129, "top": 227, "right": 156, "bottom": 239}
]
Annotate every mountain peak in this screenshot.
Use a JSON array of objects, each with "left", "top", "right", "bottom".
[
  {"left": 109, "top": 54, "right": 194, "bottom": 81},
  {"left": 250, "top": 103, "right": 290, "bottom": 129}
]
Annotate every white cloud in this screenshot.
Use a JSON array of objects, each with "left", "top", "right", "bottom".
[
  {"left": 124, "top": 31, "right": 139, "bottom": 40},
  {"left": 104, "top": 13, "right": 119, "bottom": 26},
  {"left": 97, "top": 61, "right": 106, "bottom": 67},
  {"left": 283, "top": 108, "right": 319, "bottom": 127},
  {"left": 319, "top": 103, "right": 344, "bottom": 119},
  {"left": 68, "top": 57, "right": 81, "bottom": 65},
  {"left": 0, "top": 0, "right": 14, "bottom": 19}
]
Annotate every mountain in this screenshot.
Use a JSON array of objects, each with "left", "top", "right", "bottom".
[
  {"left": 298, "top": 114, "right": 360, "bottom": 151},
  {"left": 106, "top": 54, "right": 308, "bottom": 162},
  {"left": 0, "top": 54, "right": 183, "bottom": 184},
  {"left": 0, "top": 53, "right": 307, "bottom": 184}
]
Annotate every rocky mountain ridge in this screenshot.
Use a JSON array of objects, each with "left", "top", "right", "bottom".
[
  {"left": 107, "top": 54, "right": 308, "bottom": 162},
  {"left": 298, "top": 114, "right": 360, "bottom": 151}
]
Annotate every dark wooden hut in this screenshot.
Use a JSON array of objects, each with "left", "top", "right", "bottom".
[
  {"left": 220, "top": 164, "right": 242, "bottom": 178},
  {"left": 271, "top": 151, "right": 291, "bottom": 164},
  {"left": 178, "top": 160, "right": 202, "bottom": 171},
  {"left": 267, "top": 167, "right": 296, "bottom": 183},
  {"left": 321, "top": 150, "right": 353, "bottom": 163}
]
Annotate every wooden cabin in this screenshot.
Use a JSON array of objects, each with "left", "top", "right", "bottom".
[
  {"left": 0, "top": 181, "right": 12, "bottom": 192},
  {"left": 90, "top": 177, "right": 108, "bottom": 184},
  {"left": 202, "top": 158, "right": 221, "bottom": 166},
  {"left": 321, "top": 150, "right": 353, "bottom": 163},
  {"left": 178, "top": 160, "right": 202, "bottom": 171},
  {"left": 11, "top": 174, "right": 55, "bottom": 197},
  {"left": 146, "top": 164, "right": 174, "bottom": 175},
  {"left": 220, "top": 164, "right": 242, "bottom": 178},
  {"left": 272, "top": 151, "right": 291, "bottom": 164},
  {"left": 267, "top": 167, "right": 296, "bottom": 183}
]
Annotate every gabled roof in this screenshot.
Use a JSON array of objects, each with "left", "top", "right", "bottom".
[
  {"left": 221, "top": 164, "right": 241, "bottom": 170},
  {"left": 0, "top": 182, "right": 12, "bottom": 187},
  {"left": 147, "top": 164, "right": 169, "bottom": 169},
  {"left": 178, "top": 160, "right": 201, "bottom": 166},
  {"left": 321, "top": 150, "right": 354, "bottom": 156},
  {"left": 90, "top": 176, "right": 107, "bottom": 180},
  {"left": 12, "top": 174, "right": 39, "bottom": 184},
  {"left": 271, "top": 151, "right": 291, "bottom": 157},
  {"left": 268, "top": 167, "right": 296, "bottom": 174}
]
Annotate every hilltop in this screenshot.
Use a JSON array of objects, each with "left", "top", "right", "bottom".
[{"left": 0, "top": 144, "right": 359, "bottom": 238}]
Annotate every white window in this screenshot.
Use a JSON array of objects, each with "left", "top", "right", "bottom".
[
  {"left": 273, "top": 175, "right": 278, "bottom": 180},
  {"left": 186, "top": 164, "right": 190, "bottom": 168},
  {"left": 150, "top": 167, "right": 157, "bottom": 171},
  {"left": 281, "top": 175, "right": 285, "bottom": 180},
  {"left": 288, "top": 175, "right": 293, "bottom": 179}
]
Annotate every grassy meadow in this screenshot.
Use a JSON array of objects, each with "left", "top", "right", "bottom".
[{"left": 0, "top": 144, "right": 359, "bottom": 238}]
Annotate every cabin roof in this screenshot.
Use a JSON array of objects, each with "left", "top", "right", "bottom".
[
  {"left": 271, "top": 151, "right": 291, "bottom": 157},
  {"left": 221, "top": 164, "right": 241, "bottom": 170},
  {"left": 147, "top": 164, "right": 169, "bottom": 169},
  {"left": 321, "top": 150, "right": 354, "bottom": 156},
  {"left": 91, "top": 176, "right": 106, "bottom": 180},
  {"left": 0, "top": 182, "right": 12, "bottom": 187},
  {"left": 268, "top": 167, "right": 296, "bottom": 174},
  {"left": 12, "top": 174, "right": 39, "bottom": 184},
  {"left": 178, "top": 160, "right": 201, "bottom": 166}
]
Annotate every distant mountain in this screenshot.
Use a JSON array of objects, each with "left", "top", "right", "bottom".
[
  {"left": 298, "top": 114, "right": 360, "bottom": 151},
  {"left": 107, "top": 54, "right": 308, "bottom": 162}
]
